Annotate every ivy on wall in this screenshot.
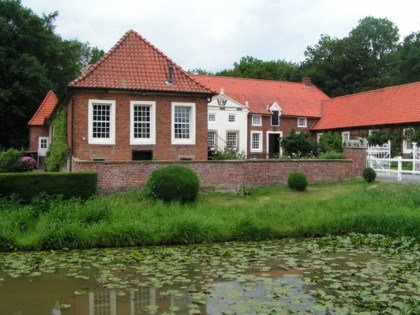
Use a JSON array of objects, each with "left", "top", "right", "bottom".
[{"left": 44, "top": 109, "right": 69, "bottom": 172}]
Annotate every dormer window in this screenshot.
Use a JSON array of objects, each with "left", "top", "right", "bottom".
[{"left": 270, "top": 103, "right": 281, "bottom": 126}]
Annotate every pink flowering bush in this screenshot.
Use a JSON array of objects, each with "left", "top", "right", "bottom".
[{"left": 17, "top": 156, "right": 37, "bottom": 172}]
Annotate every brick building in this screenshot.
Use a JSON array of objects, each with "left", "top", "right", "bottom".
[
  {"left": 194, "top": 75, "right": 330, "bottom": 158},
  {"left": 53, "top": 30, "right": 216, "bottom": 167},
  {"left": 27, "top": 90, "right": 58, "bottom": 165}
]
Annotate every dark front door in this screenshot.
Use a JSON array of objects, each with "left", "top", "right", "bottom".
[{"left": 268, "top": 134, "right": 281, "bottom": 158}]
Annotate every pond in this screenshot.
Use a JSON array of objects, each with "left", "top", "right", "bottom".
[{"left": 0, "top": 234, "right": 418, "bottom": 314}]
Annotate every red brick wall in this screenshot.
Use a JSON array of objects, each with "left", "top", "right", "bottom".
[
  {"left": 28, "top": 126, "right": 49, "bottom": 151},
  {"left": 68, "top": 91, "right": 209, "bottom": 161},
  {"left": 73, "top": 148, "right": 365, "bottom": 194}
]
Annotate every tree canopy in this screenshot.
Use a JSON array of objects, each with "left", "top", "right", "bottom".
[{"left": 0, "top": 0, "right": 104, "bottom": 149}]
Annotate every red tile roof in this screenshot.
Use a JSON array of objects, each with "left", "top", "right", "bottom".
[
  {"left": 69, "top": 30, "right": 215, "bottom": 95},
  {"left": 28, "top": 90, "right": 58, "bottom": 126},
  {"left": 194, "top": 75, "right": 329, "bottom": 117},
  {"left": 313, "top": 82, "right": 420, "bottom": 130}
]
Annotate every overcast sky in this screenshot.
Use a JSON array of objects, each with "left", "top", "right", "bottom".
[{"left": 20, "top": 0, "right": 420, "bottom": 72}]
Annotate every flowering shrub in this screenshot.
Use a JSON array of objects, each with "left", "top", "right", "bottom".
[{"left": 17, "top": 156, "right": 37, "bottom": 172}]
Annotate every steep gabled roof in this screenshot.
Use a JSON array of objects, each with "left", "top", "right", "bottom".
[
  {"left": 28, "top": 90, "right": 58, "bottom": 126},
  {"left": 194, "top": 75, "right": 330, "bottom": 117},
  {"left": 313, "top": 82, "right": 420, "bottom": 131},
  {"left": 69, "top": 30, "right": 215, "bottom": 95}
]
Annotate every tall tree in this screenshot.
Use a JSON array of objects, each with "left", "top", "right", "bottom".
[
  {"left": 397, "top": 32, "right": 420, "bottom": 83},
  {"left": 0, "top": 0, "right": 102, "bottom": 148},
  {"left": 302, "top": 17, "right": 400, "bottom": 97}
]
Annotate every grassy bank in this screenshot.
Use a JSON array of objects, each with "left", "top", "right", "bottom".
[{"left": 0, "top": 180, "right": 419, "bottom": 251}]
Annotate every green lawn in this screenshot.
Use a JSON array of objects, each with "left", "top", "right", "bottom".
[{"left": 0, "top": 180, "right": 419, "bottom": 251}]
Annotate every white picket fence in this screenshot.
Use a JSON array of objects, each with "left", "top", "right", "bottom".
[{"left": 366, "top": 141, "right": 420, "bottom": 181}]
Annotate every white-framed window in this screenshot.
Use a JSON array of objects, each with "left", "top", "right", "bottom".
[
  {"left": 317, "top": 133, "right": 323, "bottom": 143},
  {"left": 252, "top": 115, "right": 262, "bottom": 126},
  {"left": 297, "top": 117, "right": 307, "bottom": 128},
  {"left": 208, "top": 130, "right": 216, "bottom": 149},
  {"left": 227, "top": 131, "right": 238, "bottom": 149},
  {"left": 403, "top": 128, "right": 413, "bottom": 153},
  {"left": 228, "top": 114, "right": 236, "bottom": 123},
  {"left": 250, "top": 131, "right": 263, "bottom": 152},
  {"left": 88, "top": 99, "right": 116, "bottom": 145},
  {"left": 171, "top": 102, "right": 196, "bottom": 145},
  {"left": 208, "top": 112, "right": 216, "bottom": 122},
  {"left": 130, "top": 101, "right": 156, "bottom": 145},
  {"left": 341, "top": 131, "right": 350, "bottom": 142}
]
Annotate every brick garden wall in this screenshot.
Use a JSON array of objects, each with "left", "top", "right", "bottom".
[{"left": 72, "top": 148, "right": 366, "bottom": 194}]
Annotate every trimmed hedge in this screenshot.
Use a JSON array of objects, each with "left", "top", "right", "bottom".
[
  {"left": 0, "top": 172, "right": 97, "bottom": 202},
  {"left": 287, "top": 172, "right": 308, "bottom": 191},
  {"left": 363, "top": 167, "right": 377, "bottom": 183},
  {"left": 146, "top": 165, "right": 200, "bottom": 203}
]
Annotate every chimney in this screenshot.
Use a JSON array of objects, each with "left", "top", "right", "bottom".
[
  {"left": 302, "top": 77, "right": 312, "bottom": 87},
  {"left": 166, "top": 63, "right": 173, "bottom": 85}
]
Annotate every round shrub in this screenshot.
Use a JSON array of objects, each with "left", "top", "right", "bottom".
[
  {"left": 363, "top": 167, "right": 376, "bottom": 183},
  {"left": 146, "top": 165, "right": 200, "bottom": 203},
  {"left": 287, "top": 172, "right": 308, "bottom": 191}
]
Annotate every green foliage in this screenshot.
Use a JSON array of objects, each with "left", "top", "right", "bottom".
[
  {"left": 319, "top": 132, "right": 343, "bottom": 153},
  {"left": 280, "top": 130, "right": 313, "bottom": 158},
  {"left": 216, "top": 56, "right": 302, "bottom": 82},
  {"left": 303, "top": 17, "right": 400, "bottom": 97},
  {"left": 398, "top": 32, "right": 420, "bottom": 83},
  {"left": 45, "top": 109, "right": 68, "bottom": 171},
  {"left": 0, "top": 181, "right": 419, "bottom": 250},
  {"left": 318, "top": 151, "right": 345, "bottom": 159},
  {"left": 209, "top": 148, "right": 247, "bottom": 160},
  {"left": 0, "top": 172, "right": 97, "bottom": 202},
  {"left": 287, "top": 172, "right": 308, "bottom": 191},
  {"left": 363, "top": 167, "right": 377, "bottom": 183},
  {"left": 367, "top": 130, "right": 389, "bottom": 146},
  {"left": 0, "top": 0, "right": 104, "bottom": 148},
  {"left": 145, "top": 165, "right": 200, "bottom": 203},
  {"left": 0, "top": 148, "right": 22, "bottom": 172}
]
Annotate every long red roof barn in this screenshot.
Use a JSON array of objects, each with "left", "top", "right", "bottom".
[
  {"left": 313, "top": 82, "right": 420, "bottom": 130},
  {"left": 194, "top": 75, "right": 330, "bottom": 117}
]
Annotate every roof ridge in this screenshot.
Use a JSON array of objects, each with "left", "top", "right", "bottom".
[
  {"left": 195, "top": 74, "right": 300, "bottom": 85},
  {"left": 326, "top": 81, "right": 420, "bottom": 102},
  {"left": 28, "top": 90, "right": 58, "bottom": 126}
]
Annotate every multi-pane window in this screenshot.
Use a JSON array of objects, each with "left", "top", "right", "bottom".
[
  {"left": 227, "top": 132, "right": 238, "bottom": 149},
  {"left": 92, "top": 104, "right": 111, "bottom": 138},
  {"left": 88, "top": 100, "right": 115, "bottom": 145},
  {"left": 342, "top": 131, "right": 350, "bottom": 142},
  {"left": 251, "top": 132, "right": 262, "bottom": 152},
  {"left": 252, "top": 115, "right": 262, "bottom": 126},
  {"left": 40, "top": 138, "right": 48, "bottom": 149},
  {"left": 208, "top": 131, "right": 216, "bottom": 149},
  {"left": 297, "top": 117, "right": 307, "bottom": 128},
  {"left": 130, "top": 101, "right": 155, "bottom": 145},
  {"left": 174, "top": 107, "right": 190, "bottom": 139},
  {"left": 133, "top": 106, "right": 150, "bottom": 138},
  {"left": 228, "top": 114, "right": 236, "bottom": 122},
  {"left": 172, "top": 103, "right": 196, "bottom": 145},
  {"left": 208, "top": 113, "right": 216, "bottom": 122}
]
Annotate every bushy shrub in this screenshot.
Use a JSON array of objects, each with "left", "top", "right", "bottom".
[
  {"left": 318, "top": 151, "right": 345, "bottom": 159},
  {"left": 0, "top": 148, "right": 22, "bottom": 172},
  {"left": 287, "top": 172, "right": 308, "bottom": 191},
  {"left": 0, "top": 172, "right": 97, "bottom": 202},
  {"left": 319, "top": 132, "right": 343, "bottom": 153},
  {"left": 363, "top": 167, "right": 376, "bottom": 183},
  {"left": 17, "top": 156, "right": 37, "bottom": 172},
  {"left": 210, "top": 148, "right": 246, "bottom": 160},
  {"left": 145, "top": 165, "right": 200, "bottom": 203},
  {"left": 280, "top": 130, "right": 313, "bottom": 158},
  {"left": 45, "top": 109, "right": 69, "bottom": 172}
]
